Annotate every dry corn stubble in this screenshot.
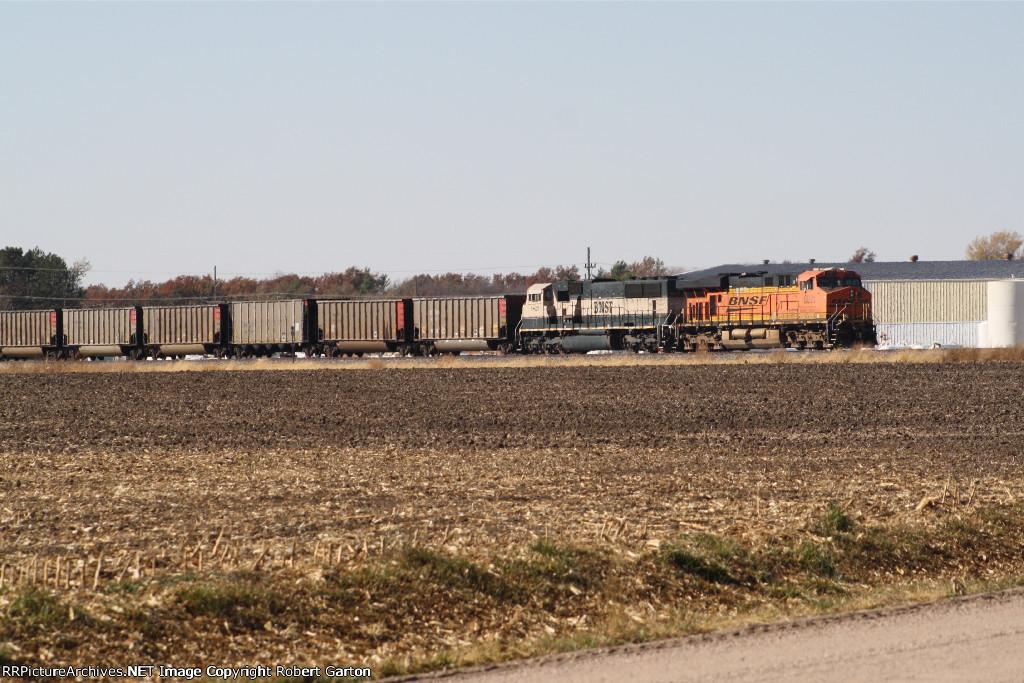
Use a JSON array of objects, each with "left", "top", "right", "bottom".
[
  {"left": 2, "top": 361, "right": 1024, "bottom": 675},
  {"left": 2, "top": 344, "right": 1024, "bottom": 376}
]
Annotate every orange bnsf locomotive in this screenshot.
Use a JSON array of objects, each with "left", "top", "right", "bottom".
[{"left": 520, "top": 268, "right": 874, "bottom": 353}]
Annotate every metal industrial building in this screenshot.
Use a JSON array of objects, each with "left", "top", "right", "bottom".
[{"left": 682, "top": 260, "right": 1024, "bottom": 348}]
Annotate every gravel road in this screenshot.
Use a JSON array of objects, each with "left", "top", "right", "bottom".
[{"left": 412, "top": 589, "right": 1024, "bottom": 683}]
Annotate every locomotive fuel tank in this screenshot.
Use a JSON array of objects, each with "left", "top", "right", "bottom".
[
  {"left": 718, "top": 327, "right": 782, "bottom": 349},
  {"left": 559, "top": 332, "right": 615, "bottom": 352}
]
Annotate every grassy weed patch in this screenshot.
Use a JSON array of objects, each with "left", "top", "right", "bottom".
[{"left": 176, "top": 578, "right": 289, "bottom": 630}]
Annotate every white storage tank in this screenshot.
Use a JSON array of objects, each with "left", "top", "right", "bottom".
[{"left": 981, "top": 280, "right": 1024, "bottom": 347}]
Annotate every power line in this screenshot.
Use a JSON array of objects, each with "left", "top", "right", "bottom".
[{"left": 3, "top": 292, "right": 350, "bottom": 305}]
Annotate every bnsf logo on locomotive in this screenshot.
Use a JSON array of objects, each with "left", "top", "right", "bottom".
[{"left": 728, "top": 295, "right": 769, "bottom": 306}]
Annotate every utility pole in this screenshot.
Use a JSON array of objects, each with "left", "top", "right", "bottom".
[
  {"left": 585, "top": 247, "right": 595, "bottom": 280},
  {"left": 213, "top": 266, "right": 218, "bottom": 302}
]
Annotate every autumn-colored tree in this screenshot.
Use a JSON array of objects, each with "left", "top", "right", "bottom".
[
  {"left": 627, "top": 256, "right": 667, "bottom": 277},
  {"left": 388, "top": 264, "right": 582, "bottom": 296},
  {"left": 966, "top": 231, "right": 1024, "bottom": 260},
  {"left": 849, "top": 247, "right": 876, "bottom": 263},
  {"left": 74, "top": 258, "right": 662, "bottom": 303}
]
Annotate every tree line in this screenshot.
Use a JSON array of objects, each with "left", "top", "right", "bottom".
[
  {"left": 3, "top": 233, "right": 1021, "bottom": 310},
  {"left": 0, "top": 248, "right": 671, "bottom": 309}
]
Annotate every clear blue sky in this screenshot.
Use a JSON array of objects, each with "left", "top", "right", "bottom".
[{"left": 2, "top": 2, "right": 1022, "bottom": 287}]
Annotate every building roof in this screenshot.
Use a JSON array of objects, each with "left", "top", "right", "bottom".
[{"left": 680, "top": 260, "right": 1024, "bottom": 282}]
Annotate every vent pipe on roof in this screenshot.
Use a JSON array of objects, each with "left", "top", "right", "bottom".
[
  {"left": 809, "top": 258, "right": 816, "bottom": 265},
  {"left": 762, "top": 259, "right": 769, "bottom": 265},
  {"left": 910, "top": 255, "right": 919, "bottom": 262}
]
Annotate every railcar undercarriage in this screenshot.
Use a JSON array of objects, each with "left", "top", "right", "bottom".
[{"left": 519, "top": 320, "right": 875, "bottom": 354}]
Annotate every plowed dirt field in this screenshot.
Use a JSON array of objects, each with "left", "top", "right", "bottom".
[{"left": 2, "top": 360, "right": 1024, "bottom": 676}]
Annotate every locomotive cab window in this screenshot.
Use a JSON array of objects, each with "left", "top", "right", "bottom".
[
  {"left": 529, "top": 293, "right": 541, "bottom": 302},
  {"left": 555, "top": 290, "right": 570, "bottom": 302},
  {"left": 816, "top": 277, "right": 841, "bottom": 290},
  {"left": 843, "top": 277, "right": 861, "bottom": 287}
]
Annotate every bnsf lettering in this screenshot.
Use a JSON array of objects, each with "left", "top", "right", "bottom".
[
  {"left": 593, "top": 301, "right": 614, "bottom": 314},
  {"left": 727, "top": 296, "right": 769, "bottom": 306}
]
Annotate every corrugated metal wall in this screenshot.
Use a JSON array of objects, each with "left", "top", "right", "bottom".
[
  {"left": 414, "top": 297, "right": 504, "bottom": 340},
  {"left": 65, "top": 308, "right": 138, "bottom": 346},
  {"left": 865, "top": 280, "right": 987, "bottom": 323},
  {"left": 875, "top": 322, "right": 979, "bottom": 348},
  {"left": 0, "top": 310, "right": 57, "bottom": 347},
  {"left": 318, "top": 300, "right": 400, "bottom": 342},
  {"left": 230, "top": 300, "right": 306, "bottom": 345}
]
